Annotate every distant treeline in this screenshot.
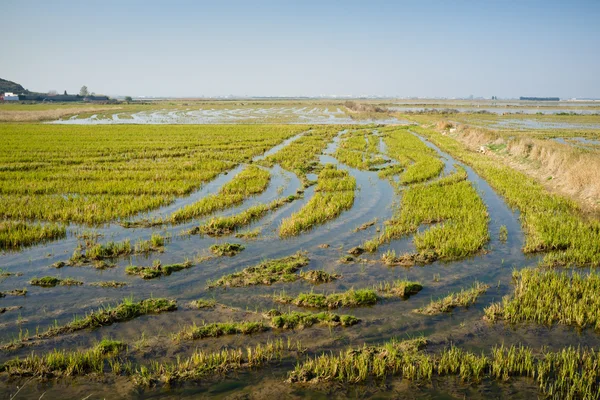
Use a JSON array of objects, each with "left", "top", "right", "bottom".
[{"left": 519, "top": 97, "right": 560, "bottom": 101}]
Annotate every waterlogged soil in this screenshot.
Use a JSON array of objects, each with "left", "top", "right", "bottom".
[{"left": 1, "top": 128, "right": 598, "bottom": 399}]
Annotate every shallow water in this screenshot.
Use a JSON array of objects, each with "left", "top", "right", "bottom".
[
  {"left": 47, "top": 107, "right": 411, "bottom": 125},
  {"left": 0, "top": 127, "right": 597, "bottom": 398}
]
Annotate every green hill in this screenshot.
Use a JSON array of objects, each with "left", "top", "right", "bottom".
[{"left": 0, "top": 78, "right": 28, "bottom": 94}]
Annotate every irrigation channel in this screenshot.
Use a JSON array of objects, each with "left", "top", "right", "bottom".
[{"left": 0, "top": 128, "right": 598, "bottom": 399}]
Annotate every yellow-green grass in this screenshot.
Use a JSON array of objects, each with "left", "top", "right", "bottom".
[
  {"left": 259, "top": 126, "right": 341, "bottom": 186},
  {"left": 334, "top": 129, "right": 388, "bottom": 170},
  {"left": 370, "top": 179, "right": 489, "bottom": 261},
  {"left": 288, "top": 338, "right": 600, "bottom": 399},
  {"left": 170, "top": 165, "right": 271, "bottom": 223},
  {"left": 279, "top": 165, "right": 356, "bottom": 237},
  {"left": 415, "top": 282, "right": 489, "bottom": 315},
  {"left": 207, "top": 252, "right": 309, "bottom": 287},
  {"left": 0, "top": 339, "right": 126, "bottom": 377},
  {"left": 485, "top": 268, "right": 600, "bottom": 330},
  {"left": 379, "top": 126, "right": 444, "bottom": 184},
  {"left": 193, "top": 195, "right": 298, "bottom": 236},
  {"left": 411, "top": 125, "right": 600, "bottom": 267},
  {"left": 0, "top": 221, "right": 66, "bottom": 251},
  {"left": 0, "top": 124, "right": 301, "bottom": 226}
]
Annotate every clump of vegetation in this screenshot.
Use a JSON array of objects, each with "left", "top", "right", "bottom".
[
  {"left": 270, "top": 311, "right": 360, "bottom": 329},
  {"left": 275, "top": 288, "right": 378, "bottom": 309},
  {"left": 499, "top": 225, "right": 508, "bottom": 242},
  {"left": 279, "top": 165, "right": 356, "bottom": 237},
  {"left": 208, "top": 252, "right": 309, "bottom": 287},
  {"left": 132, "top": 339, "right": 286, "bottom": 386},
  {"left": 126, "top": 259, "right": 192, "bottom": 279},
  {"left": 375, "top": 280, "right": 423, "bottom": 298},
  {"left": 32, "top": 298, "right": 177, "bottom": 339},
  {"left": 30, "top": 276, "right": 83, "bottom": 287},
  {"left": 484, "top": 268, "right": 600, "bottom": 330},
  {"left": 299, "top": 270, "right": 340, "bottom": 284},
  {"left": 339, "top": 255, "right": 355, "bottom": 263},
  {"left": 0, "top": 221, "right": 66, "bottom": 251},
  {"left": 89, "top": 281, "right": 127, "bottom": 288},
  {"left": 368, "top": 176, "right": 489, "bottom": 260},
  {"left": 195, "top": 196, "right": 297, "bottom": 236},
  {"left": 209, "top": 243, "right": 245, "bottom": 256},
  {"left": 380, "top": 249, "right": 439, "bottom": 266},
  {"left": 288, "top": 338, "right": 600, "bottom": 399},
  {"left": 67, "top": 234, "right": 170, "bottom": 266},
  {"left": 190, "top": 299, "right": 217, "bottom": 309},
  {"left": 0, "top": 339, "right": 126, "bottom": 377},
  {"left": 0, "top": 288, "right": 27, "bottom": 297},
  {"left": 415, "top": 282, "right": 489, "bottom": 315},
  {"left": 171, "top": 165, "right": 271, "bottom": 223},
  {"left": 175, "top": 321, "right": 268, "bottom": 340},
  {"left": 0, "top": 268, "right": 21, "bottom": 278}
]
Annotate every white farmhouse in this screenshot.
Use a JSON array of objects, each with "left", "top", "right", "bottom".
[{"left": 1, "top": 92, "right": 19, "bottom": 101}]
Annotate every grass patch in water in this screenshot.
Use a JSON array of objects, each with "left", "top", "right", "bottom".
[
  {"left": 125, "top": 259, "right": 192, "bottom": 279},
  {"left": 288, "top": 338, "right": 600, "bottom": 399},
  {"left": 0, "top": 221, "right": 66, "bottom": 251},
  {"left": 193, "top": 196, "right": 298, "bottom": 236},
  {"left": 279, "top": 165, "right": 355, "bottom": 237},
  {"left": 208, "top": 252, "right": 309, "bottom": 287},
  {"left": 375, "top": 280, "right": 423, "bottom": 298},
  {"left": 190, "top": 299, "right": 217, "bottom": 309},
  {"left": 269, "top": 310, "right": 360, "bottom": 329},
  {"left": 89, "top": 281, "right": 127, "bottom": 288},
  {"left": 175, "top": 321, "right": 268, "bottom": 340},
  {"left": 30, "top": 276, "right": 83, "bottom": 287},
  {"left": 415, "top": 281, "right": 489, "bottom": 315},
  {"left": 0, "top": 288, "right": 27, "bottom": 297},
  {"left": 484, "top": 268, "right": 600, "bottom": 330},
  {"left": 209, "top": 243, "right": 245, "bottom": 256},
  {"left": 0, "top": 339, "right": 126, "bottom": 377},
  {"left": 275, "top": 288, "right": 378, "bottom": 309},
  {"left": 170, "top": 165, "right": 271, "bottom": 223}
]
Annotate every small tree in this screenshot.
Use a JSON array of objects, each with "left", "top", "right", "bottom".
[
  {"left": 125, "top": 96, "right": 133, "bottom": 102},
  {"left": 79, "top": 85, "right": 89, "bottom": 97},
  {"left": 64, "top": 90, "right": 67, "bottom": 95}
]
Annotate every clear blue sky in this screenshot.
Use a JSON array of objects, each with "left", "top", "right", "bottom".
[{"left": 1, "top": 0, "right": 598, "bottom": 98}]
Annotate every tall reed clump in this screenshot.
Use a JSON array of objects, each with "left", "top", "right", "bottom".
[
  {"left": 289, "top": 339, "right": 600, "bottom": 399},
  {"left": 170, "top": 165, "right": 271, "bottom": 223},
  {"left": 279, "top": 164, "right": 356, "bottom": 237},
  {"left": 484, "top": 268, "right": 600, "bottom": 330},
  {"left": 412, "top": 125, "right": 600, "bottom": 267},
  {"left": 0, "top": 221, "right": 66, "bottom": 251}
]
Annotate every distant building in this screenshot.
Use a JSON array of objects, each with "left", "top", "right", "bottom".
[
  {"left": 1, "top": 92, "right": 19, "bottom": 101},
  {"left": 519, "top": 97, "right": 560, "bottom": 101},
  {"left": 83, "top": 95, "right": 110, "bottom": 103}
]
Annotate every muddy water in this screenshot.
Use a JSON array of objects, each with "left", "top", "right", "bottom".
[{"left": 1, "top": 128, "right": 598, "bottom": 399}]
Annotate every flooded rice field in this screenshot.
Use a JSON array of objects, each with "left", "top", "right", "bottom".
[
  {"left": 0, "top": 124, "right": 599, "bottom": 399},
  {"left": 49, "top": 106, "right": 407, "bottom": 125}
]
